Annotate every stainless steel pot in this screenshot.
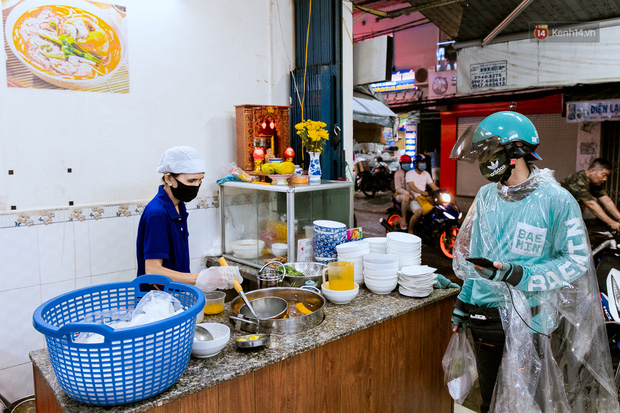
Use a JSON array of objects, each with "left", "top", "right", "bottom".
[
  {"left": 280, "top": 262, "right": 326, "bottom": 288},
  {"left": 229, "top": 286, "right": 325, "bottom": 334}
]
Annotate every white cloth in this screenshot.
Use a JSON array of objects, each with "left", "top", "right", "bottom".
[{"left": 405, "top": 169, "right": 433, "bottom": 197}]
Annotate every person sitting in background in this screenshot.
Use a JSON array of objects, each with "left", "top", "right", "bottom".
[
  {"left": 560, "top": 158, "right": 620, "bottom": 231},
  {"left": 405, "top": 154, "right": 439, "bottom": 234},
  {"left": 393, "top": 155, "right": 413, "bottom": 230},
  {"left": 136, "top": 146, "right": 242, "bottom": 291},
  {"left": 424, "top": 147, "right": 441, "bottom": 186}
]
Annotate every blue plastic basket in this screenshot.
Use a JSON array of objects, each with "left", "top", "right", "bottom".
[{"left": 32, "top": 274, "right": 205, "bottom": 406}]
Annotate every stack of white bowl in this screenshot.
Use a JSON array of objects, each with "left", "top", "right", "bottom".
[
  {"left": 313, "top": 220, "right": 347, "bottom": 264},
  {"left": 366, "top": 237, "right": 387, "bottom": 254},
  {"left": 386, "top": 232, "right": 422, "bottom": 269},
  {"left": 398, "top": 265, "right": 437, "bottom": 298},
  {"left": 336, "top": 239, "right": 370, "bottom": 286},
  {"left": 363, "top": 254, "right": 399, "bottom": 294}
]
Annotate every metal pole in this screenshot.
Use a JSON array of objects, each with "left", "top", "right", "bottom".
[{"left": 482, "top": 0, "right": 535, "bottom": 47}]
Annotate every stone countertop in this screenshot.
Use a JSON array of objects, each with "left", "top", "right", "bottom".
[{"left": 30, "top": 287, "right": 458, "bottom": 413}]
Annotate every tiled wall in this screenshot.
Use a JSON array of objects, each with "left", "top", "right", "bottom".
[{"left": 0, "top": 196, "right": 220, "bottom": 402}]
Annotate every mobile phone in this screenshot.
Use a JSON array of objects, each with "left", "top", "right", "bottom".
[{"left": 466, "top": 257, "right": 495, "bottom": 268}]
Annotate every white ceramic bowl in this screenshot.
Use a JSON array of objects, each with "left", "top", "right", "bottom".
[
  {"left": 271, "top": 243, "right": 288, "bottom": 256},
  {"left": 364, "top": 268, "right": 399, "bottom": 278},
  {"left": 363, "top": 254, "right": 399, "bottom": 264},
  {"left": 364, "top": 273, "right": 398, "bottom": 283},
  {"left": 322, "top": 282, "right": 359, "bottom": 304},
  {"left": 4, "top": 0, "right": 127, "bottom": 90},
  {"left": 192, "top": 323, "right": 230, "bottom": 358},
  {"left": 362, "top": 259, "right": 399, "bottom": 270},
  {"left": 386, "top": 232, "right": 422, "bottom": 245},
  {"left": 231, "top": 239, "right": 265, "bottom": 258},
  {"left": 365, "top": 279, "right": 398, "bottom": 295},
  {"left": 336, "top": 240, "right": 369, "bottom": 254}
]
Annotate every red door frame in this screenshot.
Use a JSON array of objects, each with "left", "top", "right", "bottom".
[{"left": 440, "top": 94, "right": 564, "bottom": 194}]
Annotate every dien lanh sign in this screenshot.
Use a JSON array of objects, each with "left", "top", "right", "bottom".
[{"left": 566, "top": 100, "right": 620, "bottom": 122}]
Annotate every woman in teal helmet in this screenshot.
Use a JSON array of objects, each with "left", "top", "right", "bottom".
[{"left": 449, "top": 111, "right": 618, "bottom": 412}]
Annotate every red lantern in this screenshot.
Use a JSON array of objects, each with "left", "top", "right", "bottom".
[
  {"left": 284, "top": 147, "right": 295, "bottom": 161},
  {"left": 253, "top": 148, "right": 265, "bottom": 160}
]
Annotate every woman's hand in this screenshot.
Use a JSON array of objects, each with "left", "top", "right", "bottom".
[{"left": 196, "top": 266, "right": 242, "bottom": 291}]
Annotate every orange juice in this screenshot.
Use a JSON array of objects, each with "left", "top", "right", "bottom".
[{"left": 327, "top": 262, "right": 354, "bottom": 290}]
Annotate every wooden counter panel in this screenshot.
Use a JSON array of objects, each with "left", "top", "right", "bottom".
[{"left": 34, "top": 365, "right": 63, "bottom": 413}]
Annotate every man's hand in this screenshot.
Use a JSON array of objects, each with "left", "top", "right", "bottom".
[
  {"left": 473, "top": 261, "right": 523, "bottom": 286},
  {"left": 609, "top": 221, "right": 620, "bottom": 232},
  {"left": 451, "top": 308, "right": 468, "bottom": 334},
  {"left": 196, "top": 267, "right": 242, "bottom": 291}
]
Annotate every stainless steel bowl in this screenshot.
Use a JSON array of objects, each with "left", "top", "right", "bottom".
[
  {"left": 239, "top": 297, "right": 288, "bottom": 320},
  {"left": 230, "top": 287, "right": 325, "bottom": 334},
  {"left": 281, "top": 262, "right": 326, "bottom": 288}
]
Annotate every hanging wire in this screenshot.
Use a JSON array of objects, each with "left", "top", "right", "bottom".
[{"left": 301, "top": 0, "right": 312, "bottom": 122}]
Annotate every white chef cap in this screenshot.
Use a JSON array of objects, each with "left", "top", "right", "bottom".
[{"left": 157, "top": 146, "right": 207, "bottom": 174}]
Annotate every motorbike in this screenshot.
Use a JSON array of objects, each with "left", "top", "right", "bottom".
[
  {"left": 380, "top": 189, "right": 462, "bottom": 259},
  {"left": 357, "top": 163, "right": 395, "bottom": 198},
  {"left": 590, "top": 230, "right": 620, "bottom": 387}
]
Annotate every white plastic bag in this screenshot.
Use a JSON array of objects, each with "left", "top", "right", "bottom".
[
  {"left": 74, "top": 291, "right": 184, "bottom": 343},
  {"left": 442, "top": 332, "right": 478, "bottom": 404}
]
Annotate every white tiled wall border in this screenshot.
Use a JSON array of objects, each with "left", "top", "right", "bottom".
[{"left": 0, "top": 195, "right": 219, "bottom": 229}]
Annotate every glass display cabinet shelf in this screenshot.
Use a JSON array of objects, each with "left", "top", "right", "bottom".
[{"left": 219, "top": 180, "right": 354, "bottom": 268}]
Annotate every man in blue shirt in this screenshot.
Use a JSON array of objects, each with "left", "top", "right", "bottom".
[{"left": 137, "top": 146, "right": 241, "bottom": 291}]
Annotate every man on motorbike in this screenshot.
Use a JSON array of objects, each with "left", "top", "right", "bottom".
[
  {"left": 561, "top": 158, "right": 620, "bottom": 231},
  {"left": 405, "top": 154, "right": 439, "bottom": 234},
  {"left": 449, "top": 111, "right": 618, "bottom": 412},
  {"left": 393, "top": 155, "right": 414, "bottom": 230}
]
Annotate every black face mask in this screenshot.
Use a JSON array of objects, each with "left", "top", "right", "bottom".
[
  {"left": 170, "top": 177, "right": 200, "bottom": 202},
  {"left": 479, "top": 150, "right": 513, "bottom": 183}
]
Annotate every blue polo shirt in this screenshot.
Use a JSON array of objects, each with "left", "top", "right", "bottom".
[{"left": 136, "top": 186, "right": 190, "bottom": 276}]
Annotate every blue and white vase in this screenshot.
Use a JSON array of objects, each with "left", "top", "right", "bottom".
[{"left": 308, "top": 151, "right": 322, "bottom": 183}]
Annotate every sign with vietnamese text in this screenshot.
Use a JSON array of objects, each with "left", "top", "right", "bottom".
[
  {"left": 470, "top": 61, "right": 507, "bottom": 90},
  {"left": 566, "top": 100, "right": 620, "bottom": 122}
]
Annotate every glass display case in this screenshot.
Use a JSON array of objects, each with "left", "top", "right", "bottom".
[{"left": 220, "top": 180, "right": 353, "bottom": 268}]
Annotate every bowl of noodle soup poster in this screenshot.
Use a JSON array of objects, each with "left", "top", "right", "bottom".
[{"left": 3, "top": 0, "right": 129, "bottom": 92}]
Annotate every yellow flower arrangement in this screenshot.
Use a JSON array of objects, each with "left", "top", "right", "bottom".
[{"left": 295, "top": 119, "right": 329, "bottom": 153}]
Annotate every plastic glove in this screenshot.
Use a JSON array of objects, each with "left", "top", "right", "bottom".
[
  {"left": 451, "top": 308, "right": 468, "bottom": 333},
  {"left": 474, "top": 262, "right": 523, "bottom": 286},
  {"left": 196, "top": 266, "right": 242, "bottom": 292}
]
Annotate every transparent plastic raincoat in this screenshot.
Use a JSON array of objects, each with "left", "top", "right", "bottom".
[{"left": 453, "top": 166, "right": 619, "bottom": 412}]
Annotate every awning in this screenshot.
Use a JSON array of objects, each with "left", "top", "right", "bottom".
[{"left": 353, "top": 92, "right": 398, "bottom": 128}]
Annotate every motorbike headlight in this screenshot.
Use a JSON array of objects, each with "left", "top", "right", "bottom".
[
  {"left": 459, "top": 212, "right": 463, "bottom": 219},
  {"left": 441, "top": 193, "right": 451, "bottom": 203},
  {"left": 443, "top": 211, "right": 456, "bottom": 219}
]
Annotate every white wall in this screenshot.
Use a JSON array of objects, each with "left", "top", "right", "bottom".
[
  {"left": 457, "top": 23, "right": 620, "bottom": 94},
  {"left": 0, "top": 0, "right": 294, "bottom": 401}
]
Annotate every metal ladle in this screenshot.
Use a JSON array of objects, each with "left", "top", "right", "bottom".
[
  {"left": 195, "top": 325, "right": 214, "bottom": 341},
  {"left": 233, "top": 279, "right": 260, "bottom": 319}
]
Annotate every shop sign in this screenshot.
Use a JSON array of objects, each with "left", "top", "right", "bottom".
[
  {"left": 470, "top": 60, "right": 507, "bottom": 90},
  {"left": 566, "top": 100, "right": 620, "bottom": 122},
  {"left": 370, "top": 70, "right": 416, "bottom": 93}
]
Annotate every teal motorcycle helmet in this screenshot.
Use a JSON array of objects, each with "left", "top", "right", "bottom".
[{"left": 450, "top": 111, "right": 542, "bottom": 164}]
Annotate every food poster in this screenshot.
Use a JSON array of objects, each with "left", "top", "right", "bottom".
[{"left": 3, "top": 0, "right": 129, "bottom": 92}]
